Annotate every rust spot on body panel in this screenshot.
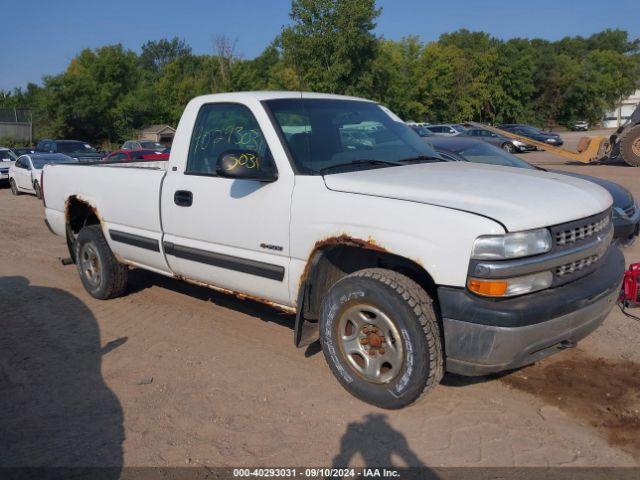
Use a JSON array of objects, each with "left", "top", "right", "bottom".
[
  {"left": 174, "top": 275, "right": 295, "bottom": 314},
  {"left": 297, "top": 234, "right": 389, "bottom": 295},
  {"left": 312, "top": 234, "right": 388, "bottom": 253}
]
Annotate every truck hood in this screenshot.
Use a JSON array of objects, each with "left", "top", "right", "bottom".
[{"left": 322, "top": 162, "right": 612, "bottom": 231}]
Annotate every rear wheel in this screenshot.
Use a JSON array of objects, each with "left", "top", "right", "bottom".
[
  {"left": 320, "top": 268, "right": 443, "bottom": 409},
  {"left": 619, "top": 125, "right": 640, "bottom": 167},
  {"left": 9, "top": 179, "right": 20, "bottom": 196},
  {"left": 502, "top": 142, "right": 515, "bottom": 153},
  {"left": 75, "top": 225, "right": 128, "bottom": 299}
]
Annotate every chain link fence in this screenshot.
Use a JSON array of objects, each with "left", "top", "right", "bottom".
[{"left": 0, "top": 108, "right": 33, "bottom": 144}]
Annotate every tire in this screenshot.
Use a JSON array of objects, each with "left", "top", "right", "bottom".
[
  {"left": 75, "top": 225, "right": 128, "bottom": 300},
  {"left": 33, "top": 181, "right": 42, "bottom": 199},
  {"left": 501, "top": 143, "right": 515, "bottom": 153},
  {"left": 619, "top": 124, "right": 640, "bottom": 167},
  {"left": 320, "top": 268, "right": 443, "bottom": 409},
  {"left": 9, "top": 178, "right": 21, "bottom": 196}
]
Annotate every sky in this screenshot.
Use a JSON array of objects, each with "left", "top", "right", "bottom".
[{"left": 1, "top": 0, "right": 639, "bottom": 91}]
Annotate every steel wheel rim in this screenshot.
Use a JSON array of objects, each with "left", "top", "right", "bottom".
[
  {"left": 337, "top": 304, "right": 405, "bottom": 384},
  {"left": 632, "top": 137, "right": 640, "bottom": 157},
  {"left": 80, "top": 243, "right": 102, "bottom": 287}
]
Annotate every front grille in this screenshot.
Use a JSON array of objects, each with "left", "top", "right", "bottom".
[
  {"left": 555, "top": 254, "right": 602, "bottom": 277},
  {"left": 550, "top": 209, "right": 612, "bottom": 286},
  {"left": 555, "top": 214, "right": 610, "bottom": 247}
]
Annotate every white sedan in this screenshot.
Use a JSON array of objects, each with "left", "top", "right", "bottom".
[{"left": 9, "top": 153, "right": 75, "bottom": 198}]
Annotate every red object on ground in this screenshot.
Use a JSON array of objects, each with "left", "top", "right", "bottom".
[
  {"left": 103, "top": 149, "right": 169, "bottom": 162},
  {"left": 621, "top": 263, "right": 640, "bottom": 306}
]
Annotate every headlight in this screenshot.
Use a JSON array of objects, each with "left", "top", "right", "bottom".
[
  {"left": 472, "top": 228, "right": 552, "bottom": 260},
  {"left": 468, "top": 271, "right": 553, "bottom": 297}
]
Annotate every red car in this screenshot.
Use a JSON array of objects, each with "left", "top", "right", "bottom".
[{"left": 102, "top": 149, "right": 169, "bottom": 162}]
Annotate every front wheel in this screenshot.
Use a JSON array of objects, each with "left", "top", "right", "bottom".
[
  {"left": 9, "top": 179, "right": 21, "bottom": 196},
  {"left": 75, "top": 225, "right": 128, "bottom": 299},
  {"left": 320, "top": 268, "right": 443, "bottom": 409},
  {"left": 33, "top": 181, "right": 42, "bottom": 199},
  {"left": 502, "top": 142, "right": 515, "bottom": 153}
]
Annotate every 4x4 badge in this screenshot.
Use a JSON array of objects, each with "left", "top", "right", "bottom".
[{"left": 260, "top": 243, "right": 283, "bottom": 252}]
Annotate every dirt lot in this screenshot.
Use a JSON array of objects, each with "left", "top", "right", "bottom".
[{"left": 1, "top": 130, "right": 640, "bottom": 468}]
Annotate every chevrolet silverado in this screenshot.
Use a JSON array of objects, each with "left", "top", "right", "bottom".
[{"left": 42, "top": 92, "right": 624, "bottom": 408}]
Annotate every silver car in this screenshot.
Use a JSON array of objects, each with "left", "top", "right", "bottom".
[
  {"left": 122, "top": 140, "right": 166, "bottom": 150},
  {"left": 458, "top": 127, "right": 535, "bottom": 153},
  {"left": 0, "top": 148, "right": 18, "bottom": 182},
  {"left": 423, "top": 124, "right": 467, "bottom": 136}
]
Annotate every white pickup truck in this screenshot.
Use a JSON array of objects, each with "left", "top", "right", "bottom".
[{"left": 43, "top": 92, "right": 624, "bottom": 408}]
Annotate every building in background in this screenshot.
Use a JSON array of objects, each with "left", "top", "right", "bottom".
[
  {"left": 603, "top": 90, "right": 640, "bottom": 128},
  {"left": 138, "top": 124, "right": 176, "bottom": 146},
  {"left": 0, "top": 108, "right": 32, "bottom": 144}
]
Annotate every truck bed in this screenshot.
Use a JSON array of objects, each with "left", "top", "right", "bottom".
[{"left": 43, "top": 160, "right": 167, "bottom": 239}]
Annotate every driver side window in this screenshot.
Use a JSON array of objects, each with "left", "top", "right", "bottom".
[{"left": 186, "top": 103, "right": 271, "bottom": 176}]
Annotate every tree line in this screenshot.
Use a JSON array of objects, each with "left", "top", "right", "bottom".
[{"left": 1, "top": 0, "right": 638, "bottom": 147}]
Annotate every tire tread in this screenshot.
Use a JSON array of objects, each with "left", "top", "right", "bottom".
[
  {"left": 347, "top": 268, "right": 444, "bottom": 406},
  {"left": 619, "top": 124, "right": 640, "bottom": 167},
  {"left": 76, "top": 225, "right": 128, "bottom": 299}
]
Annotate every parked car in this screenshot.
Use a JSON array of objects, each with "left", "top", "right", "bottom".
[
  {"left": 102, "top": 149, "right": 169, "bottom": 162},
  {"left": 423, "top": 124, "right": 466, "bottom": 136},
  {"left": 11, "top": 146, "right": 35, "bottom": 156},
  {"left": 427, "top": 136, "right": 639, "bottom": 246},
  {"left": 497, "top": 124, "right": 564, "bottom": 146},
  {"left": 42, "top": 91, "right": 622, "bottom": 409},
  {"left": 36, "top": 139, "right": 104, "bottom": 162},
  {"left": 9, "top": 153, "right": 75, "bottom": 198},
  {"left": 457, "top": 127, "right": 535, "bottom": 153},
  {"left": 408, "top": 124, "right": 434, "bottom": 137},
  {"left": 121, "top": 140, "right": 166, "bottom": 150},
  {"left": 571, "top": 120, "right": 589, "bottom": 131},
  {"left": 0, "top": 147, "right": 18, "bottom": 183}
]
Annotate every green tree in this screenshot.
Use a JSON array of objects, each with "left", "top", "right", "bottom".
[
  {"left": 279, "top": 0, "right": 380, "bottom": 94},
  {"left": 37, "top": 44, "right": 140, "bottom": 144},
  {"left": 139, "top": 37, "right": 192, "bottom": 73}
]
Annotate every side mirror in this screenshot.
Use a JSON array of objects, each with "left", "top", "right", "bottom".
[{"left": 216, "top": 149, "right": 277, "bottom": 182}]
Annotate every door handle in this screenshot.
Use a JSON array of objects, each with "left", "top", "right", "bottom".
[{"left": 174, "top": 190, "right": 193, "bottom": 207}]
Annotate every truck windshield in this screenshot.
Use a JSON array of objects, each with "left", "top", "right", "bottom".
[{"left": 264, "top": 98, "right": 440, "bottom": 174}]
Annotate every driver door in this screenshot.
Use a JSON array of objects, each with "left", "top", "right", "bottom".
[{"left": 161, "top": 101, "right": 294, "bottom": 306}]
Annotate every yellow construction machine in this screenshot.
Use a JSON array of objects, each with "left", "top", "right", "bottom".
[{"left": 468, "top": 103, "right": 640, "bottom": 166}]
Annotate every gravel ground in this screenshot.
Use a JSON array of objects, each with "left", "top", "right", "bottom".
[{"left": 1, "top": 130, "right": 639, "bottom": 468}]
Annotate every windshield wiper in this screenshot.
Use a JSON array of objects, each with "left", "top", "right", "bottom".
[
  {"left": 319, "top": 159, "right": 403, "bottom": 174},
  {"left": 398, "top": 155, "right": 445, "bottom": 163}
]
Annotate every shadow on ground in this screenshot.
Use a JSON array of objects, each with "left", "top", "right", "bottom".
[
  {"left": 0, "top": 276, "right": 124, "bottom": 474},
  {"left": 332, "top": 413, "right": 437, "bottom": 475}
]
